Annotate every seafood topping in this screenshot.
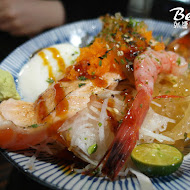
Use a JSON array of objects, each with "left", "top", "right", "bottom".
[
  {"left": 100, "top": 49, "right": 187, "bottom": 180},
  {"left": 64, "top": 14, "right": 165, "bottom": 82},
  {"left": 0, "top": 13, "right": 189, "bottom": 181}
]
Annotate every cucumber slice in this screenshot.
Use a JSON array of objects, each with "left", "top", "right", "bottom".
[{"left": 131, "top": 143, "right": 183, "bottom": 177}]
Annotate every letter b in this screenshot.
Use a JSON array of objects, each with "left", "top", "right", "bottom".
[{"left": 170, "top": 7, "right": 185, "bottom": 21}]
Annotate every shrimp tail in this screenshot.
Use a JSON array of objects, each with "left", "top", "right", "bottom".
[{"left": 101, "top": 89, "right": 151, "bottom": 180}]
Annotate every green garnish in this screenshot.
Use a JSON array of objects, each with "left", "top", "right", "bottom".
[
  {"left": 125, "top": 57, "right": 130, "bottom": 63},
  {"left": 46, "top": 78, "right": 54, "bottom": 84},
  {"left": 155, "top": 58, "right": 160, "bottom": 64},
  {"left": 128, "top": 17, "right": 134, "bottom": 27},
  {"left": 71, "top": 60, "right": 75, "bottom": 65},
  {"left": 111, "top": 33, "right": 116, "bottom": 37},
  {"left": 140, "top": 103, "right": 143, "bottom": 108},
  {"left": 88, "top": 144, "right": 98, "bottom": 155},
  {"left": 87, "top": 42, "right": 93, "bottom": 47},
  {"left": 114, "top": 58, "right": 119, "bottom": 64},
  {"left": 92, "top": 168, "right": 100, "bottom": 175},
  {"left": 99, "top": 60, "right": 102, "bottom": 66},
  {"left": 98, "top": 122, "right": 102, "bottom": 127},
  {"left": 177, "top": 57, "right": 181, "bottom": 65},
  {"left": 99, "top": 53, "right": 107, "bottom": 59},
  {"left": 78, "top": 76, "right": 87, "bottom": 81},
  {"left": 120, "top": 59, "right": 125, "bottom": 65},
  {"left": 78, "top": 83, "right": 86, "bottom": 88},
  {"left": 92, "top": 71, "right": 95, "bottom": 75},
  {"left": 30, "top": 124, "right": 38, "bottom": 128},
  {"left": 165, "top": 90, "right": 170, "bottom": 94},
  {"left": 72, "top": 51, "right": 79, "bottom": 56}
]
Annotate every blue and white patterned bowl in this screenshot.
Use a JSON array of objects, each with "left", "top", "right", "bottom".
[{"left": 0, "top": 18, "right": 190, "bottom": 190}]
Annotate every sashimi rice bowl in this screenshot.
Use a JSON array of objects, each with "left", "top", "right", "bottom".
[{"left": 1, "top": 13, "right": 190, "bottom": 184}]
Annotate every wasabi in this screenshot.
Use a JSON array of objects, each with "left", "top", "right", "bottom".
[{"left": 0, "top": 68, "right": 20, "bottom": 101}]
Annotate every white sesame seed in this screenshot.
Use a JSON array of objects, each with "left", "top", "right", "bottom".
[{"left": 117, "top": 51, "right": 124, "bottom": 56}]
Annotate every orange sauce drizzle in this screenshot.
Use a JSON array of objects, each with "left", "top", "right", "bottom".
[
  {"left": 38, "top": 51, "right": 55, "bottom": 81},
  {"left": 48, "top": 83, "right": 69, "bottom": 140},
  {"left": 54, "top": 83, "right": 69, "bottom": 118},
  {"left": 46, "top": 47, "right": 66, "bottom": 73},
  {"left": 91, "top": 77, "right": 108, "bottom": 88}
]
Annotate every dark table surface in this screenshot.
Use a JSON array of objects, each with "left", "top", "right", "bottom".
[{"left": 0, "top": 153, "right": 52, "bottom": 190}]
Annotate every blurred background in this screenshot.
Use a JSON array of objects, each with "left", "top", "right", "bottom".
[
  {"left": 1, "top": 0, "right": 190, "bottom": 189},
  {"left": 1, "top": 0, "right": 190, "bottom": 62}
]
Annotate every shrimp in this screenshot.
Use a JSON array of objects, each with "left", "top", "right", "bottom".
[
  {"left": 100, "top": 49, "right": 188, "bottom": 180},
  {"left": 0, "top": 99, "right": 48, "bottom": 150}
]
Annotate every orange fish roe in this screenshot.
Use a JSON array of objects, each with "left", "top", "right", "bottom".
[
  {"left": 64, "top": 14, "right": 165, "bottom": 83},
  {"left": 64, "top": 37, "right": 130, "bottom": 81},
  {"left": 76, "top": 38, "right": 109, "bottom": 77},
  {"left": 153, "top": 42, "right": 165, "bottom": 51}
]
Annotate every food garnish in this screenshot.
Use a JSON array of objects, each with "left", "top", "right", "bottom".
[
  {"left": 0, "top": 68, "right": 20, "bottom": 101},
  {"left": 29, "top": 124, "right": 39, "bottom": 128},
  {"left": 131, "top": 143, "right": 183, "bottom": 177},
  {"left": 88, "top": 144, "right": 98, "bottom": 155},
  {"left": 46, "top": 78, "right": 54, "bottom": 84}
]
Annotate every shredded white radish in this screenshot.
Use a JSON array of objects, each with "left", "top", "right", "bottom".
[
  {"left": 91, "top": 101, "right": 102, "bottom": 108},
  {"left": 74, "top": 149, "right": 98, "bottom": 165},
  {"left": 140, "top": 128, "right": 174, "bottom": 143},
  {"left": 112, "top": 96, "right": 124, "bottom": 106},
  {"left": 73, "top": 168, "right": 84, "bottom": 173},
  {"left": 25, "top": 138, "right": 57, "bottom": 171},
  {"left": 151, "top": 101, "right": 161, "bottom": 107},
  {"left": 98, "top": 98, "right": 108, "bottom": 142},
  {"left": 139, "top": 107, "right": 175, "bottom": 143},
  {"left": 98, "top": 89, "right": 122, "bottom": 99},
  {"left": 30, "top": 143, "right": 53, "bottom": 155},
  {"left": 103, "top": 89, "right": 122, "bottom": 94},
  {"left": 25, "top": 154, "right": 37, "bottom": 171},
  {"left": 85, "top": 112, "right": 99, "bottom": 121},
  {"left": 128, "top": 160, "right": 156, "bottom": 190},
  {"left": 129, "top": 167, "right": 156, "bottom": 190},
  {"left": 118, "top": 165, "right": 130, "bottom": 177},
  {"left": 89, "top": 105, "right": 100, "bottom": 114},
  {"left": 59, "top": 99, "right": 114, "bottom": 164}
]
